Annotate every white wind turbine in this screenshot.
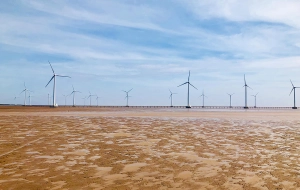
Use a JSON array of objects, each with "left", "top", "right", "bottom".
[
  {"left": 289, "top": 80, "right": 299, "bottom": 109},
  {"left": 200, "top": 90, "right": 207, "bottom": 108},
  {"left": 82, "top": 97, "right": 87, "bottom": 107},
  {"left": 45, "top": 61, "right": 71, "bottom": 107},
  {"left": 28, "top": 92, "right": 34, "bottom": 106},
  {"left": 96, "top": 95, "right": 100, "bottom": 106},
  {"left": 20, "top": 83, "right": 29, "bottom": 106},
  {"left": 178, "top": 70, "right": 198, "bottom": 108},
  {"left": 70, "top": 85, "right": 81, "bottom": 107},
  {"left": 87, "top": 91, "right": 96, "bottom": 106},
  {"left": 169, "top": 89, "right": 177, "bottom": 107},
  {"left": 227, "top": 93, "right": 234, "bottom": 108},
  {"left": 123, "top": 89, "right": 132, "bottom": 107},
  {"left": 252, "top": 93, "right": 259, "bottom": 108},
  {"left": 62, "top": 94, "right": 69, "bottom": 106},
  {"left": 243, "top": 74, "right": 252, "bottom": 109},
  {"left": 14, "top": 95, "right": 19, "bottom": 105}
]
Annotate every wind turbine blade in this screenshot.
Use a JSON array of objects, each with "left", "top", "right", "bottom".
[
  {"left": 247, "top": 86, "right": 253, "bottom": 90},
  {"left": 289, "top": 88, "right": 294, "bottom": 96},
  {"left": 128, "top": 88, "right": 133, "bottom": 93},
  {"left": 72, "top": 85, "right": 75, "bottom": 91},
  {"left": 177, "top": 82, "right": 188, "bottom": 87},
  {"left": 122, "top": 90, "right": 127, "bottom": 93},
  {"left": 244, "top": 74, "right": 247, "bottom": 85},
  {"left": 189, "top": 83, "right": 198, "bottom": 90},
  {"left": 56, "top": 75, "right": 71, "bottom": 78},
  {"left": 290, "top": 80, "right": 295, "bottom": 87},
  {"left": 48, "top": 61, "right": 55, "bottom": 74},
  {"left": 256, "top": 92, "right": 259, "bottom": 96},
  {"left": 188, "top": 70, "right": 190, "bottom": 82},
  {"left": 169, "top": 94, "right": 171, "bottom": 99},
  {"left": 45, "top": 76, "right": 54, "bottom": 87},
  {"left": 169, "top": 89, "right": 172, "bottom": 94},
  {"left": 24, "top": 82, "right": 26, "bottom": 88},
  {"left": 20, "top": 89, "right": 25, "bottom": 94}
]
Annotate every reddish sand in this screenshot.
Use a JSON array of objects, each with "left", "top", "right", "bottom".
[{"left": 0, "top": 106, "right": 300, "bottom": 189}]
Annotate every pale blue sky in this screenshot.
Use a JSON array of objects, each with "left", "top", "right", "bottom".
[{"left": 1, "top": 0, "right": 300, "bottom": 106}]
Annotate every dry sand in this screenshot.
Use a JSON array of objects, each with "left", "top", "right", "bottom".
[{"left": 1, "top": 106, "right": 300, "bottom": 189}]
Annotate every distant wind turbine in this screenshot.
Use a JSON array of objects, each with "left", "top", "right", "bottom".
[
  {"left": 290, "top": 80, "right": 299, "bottom": 109},
  {"left": 252, "top": 93, "right": 259, "bottom": 108},
  {"left": 28, "top": 92, "right": 34, "bottom": 106},
  {"left": 20, "top": 83, "right": 29, "bottom": 106},
  {"left": 227, "top": 93, "right": 234, "bottom": 108},
  {"left": 169, "top": 89, "right": 177, "bottom": 107},
  {"left": 123, "top": 89, "right": 132, "bottom": 107},
  {"left": 70, "top": 85, "right": 81, "bottom": 107},
  {"left": 82, "top": 97, "right": 87, "bottom": 107},
  {"left": 178, "top": 70, "right": 198, "bottom": 108},
  {"left": 200, "top": 90, "right": 207, "bottom": 108},
  {"left": 63, "top": 94, "right": 68, "bottom": 106},
  {"left": 45, "top": 61, "right": 71, "bottom": 107},
  {"left": 96, "top": 95, "right": 100, "bottom": 106},
  {"left": 243, "top": 74, "right": 252, "bottom": 109},
  {"left": 87, "top": 91, "right": 96, "bottom": 106},
  {"left": 14, "top": 96, "right": 19, "bottom": 105}
]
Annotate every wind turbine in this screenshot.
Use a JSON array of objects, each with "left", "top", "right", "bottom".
[
  {"left": 252, "top": 93, "right": 258, "bottom": 108},
  {"left": 177, "top": 70, "right": 198, "bottom": 108},
  {"left": 290, "top": 80, "right": 299, "bottom": 109},
  {"left": 14, "top": 96, "right": 19, "bottom": 105},
  {"left": 20, "top": 83, "right": 29, "bottom": 106},
  {"left": 63, "top": 94, "right": 68, "bottom": 106},
  {"left": 82, "top": 97, "right": 87, "bottom": 107},
  {"left": 169, "top": 89, "right": 177, "bottom": 107},
  {"left": 28, "top": 92, "right": 34, "bottom": 106},
  {"left": 200, "top": 90, "right": 207, "bottom": 108},
  {"left": 70, "top": 85, "right": 81, "bottom": 107},
  {"left": 45, "top": 61, "right": 71, "bottom": 107},
  {"left": 123, "top": 89, "right": 132, "bottom": 107},
  {"left": 243, "top": 74, "right": 252, "bottom": 109},
  {"left": 87, "top": 91, "right": 96, "bottom": 106},
  {"left": 96, "top": 95, "right": 100, "bottom": 106},
  {"left": 227, "top": 93, "right": 234, "bottom": 108}
]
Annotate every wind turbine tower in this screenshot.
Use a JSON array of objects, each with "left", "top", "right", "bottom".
[
  {"left": 290, "top": 80, "right": 299, "bottom": 109},
  {"left": 178, "top": 70, "right": 198, "bottom": 108},
  {"left": 252, "top": 93, "right": 258, "bottom": 108},
  {"left": 200, "top": 90, "right": 207, "bottom": 108},
  {"left": 169, "top": 89, "right": 177, "bottom": 107},
  {"left": 82, "top": 97, "right": 86, "bottom": 107},
  {"left": 87, "top": 91, "right": 96, "bottom": 106},
  {"left": 45, "top": 61, "right": 71, "bottom": 107},
  {"left": 63, "top": 94, "right": 68, "bottom": 106},
  {"left": 70, "top": 85, "right": 81, "bottom": 107},
  {"left": 96, "top": 95, "right": 100, "bottom": 106},
  {"left": 123, "top": 89, "right": 132, "bottom": 107},
  {"left": 227, "top": 93, "right": 234, "bottom": 108},
  {"left": 28, "top": 92, "right": 34, "bottom": 106},
  {"left": 20, "top": 83, "right": 29, "bottom": 106},
  {"left": 243, "top": 74, "right": 252, "bottom": 109},
  {"left": 14, "top": 96, "right": 19, "bottom": 105}
]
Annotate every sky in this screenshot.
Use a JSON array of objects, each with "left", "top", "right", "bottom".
[{"left": 1, "top": 0, "right": 300, "bottom": 107}]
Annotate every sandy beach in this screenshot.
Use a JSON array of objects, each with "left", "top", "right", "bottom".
[{"left": 0, "top": 106, "right": 300, "bottom": 189}]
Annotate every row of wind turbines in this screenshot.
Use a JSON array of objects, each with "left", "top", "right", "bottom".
[
  {"left": 174, "top": 71, "right": 299, "bottom": 109},
  {"left": 19, "top": 63, "right": 300, "bottom": 108}
]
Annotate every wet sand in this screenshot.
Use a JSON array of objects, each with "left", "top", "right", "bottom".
[{"left": 1, "top": 106, "right": 300, "bottom": 189}]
